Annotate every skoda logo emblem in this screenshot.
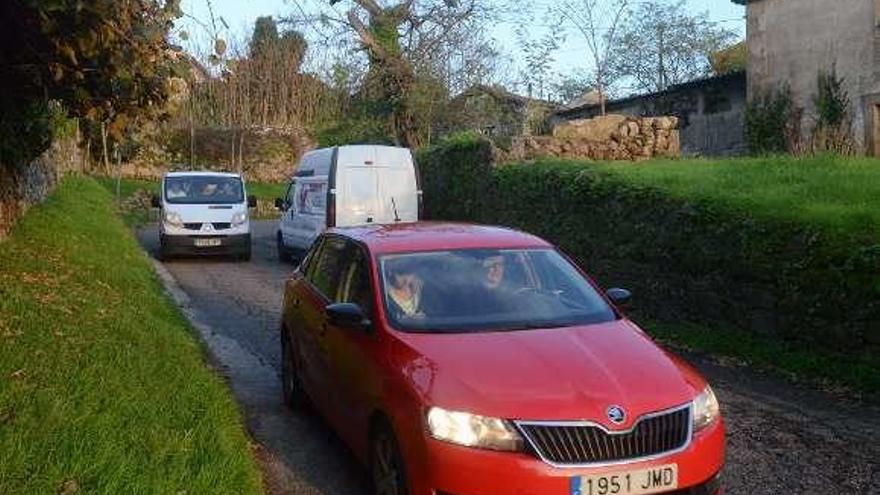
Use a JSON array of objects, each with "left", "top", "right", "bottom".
[{"left": 607, "top": 405, "right": 626, "bottom": 424}]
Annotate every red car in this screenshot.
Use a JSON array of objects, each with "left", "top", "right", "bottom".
[{"left": 280, "top": 223, "right": 724, "bottom": 495}]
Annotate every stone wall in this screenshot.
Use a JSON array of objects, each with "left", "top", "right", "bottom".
[
  {"left": 0, "top": 138, "right": 83, "bottom": 239},
  {"left": 507, "top": 114, "right": 680, "bottom": 162},
  {"left": 118, "top": 126, "right": 311, "bottom": 183},
  {"left": 552, "top": 72, "right": 747, "bottom": 157}
]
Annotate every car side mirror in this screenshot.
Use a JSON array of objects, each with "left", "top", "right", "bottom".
[
  {"left": 247, "top": 195, "right": 257, "bottom": 208},
  {"left": 326, "top": 303, "right": 372, "bottom": 331},
  {"left": 274, "top": 198, "right": 285, "bottom": 210},
  {"left": 151, "top": 194, "right": 161, "bottom": 208},
  {"left": 607, "top": 288, "right": 632, "bottom": 306}
]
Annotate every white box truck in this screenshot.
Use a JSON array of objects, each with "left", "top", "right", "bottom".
[{"left": 275, "top": 145, "right": 422, "bottom": 261}]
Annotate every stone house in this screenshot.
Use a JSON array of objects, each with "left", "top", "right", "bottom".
[
  {"left": 736, "top": 0, "right": 880, "bottom": 154},
  {"left": 443, "top": 85, "right": 559, "bottom": 139},
  {"left": 553, "top": 72, "right": 748, "bottom": 157}
]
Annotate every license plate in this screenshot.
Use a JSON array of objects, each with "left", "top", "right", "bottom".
[
  {"left": 571, "top": 464, "right": 678, "bottom": 495},
  {"left": 194, "top": 238, "right": 222, "bottom": 247}
]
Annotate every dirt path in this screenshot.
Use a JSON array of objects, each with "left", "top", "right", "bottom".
[{"left": 138, "top": 221, "right": 880, "bottom": 495}]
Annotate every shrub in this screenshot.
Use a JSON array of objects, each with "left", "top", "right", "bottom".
[{"left": 745, "top": 84, "right": 795, "bottom": 155}]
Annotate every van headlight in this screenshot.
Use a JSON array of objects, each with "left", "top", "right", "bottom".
[
  {"left": 163, "top": 211, "right": 183, "bottom": 227},
  {"left": 692, "top": 385, "right": 720, "bottom": 431},
  {"left": 232, "top": 212, "right": 248, "bottom": 226},
  {"left": 426, "top": 407, "right": 522, "bottom": 451}
]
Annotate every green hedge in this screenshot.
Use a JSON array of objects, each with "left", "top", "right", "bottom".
[{"left": 418, "top": 137, "right": 880, "bottom": 354}]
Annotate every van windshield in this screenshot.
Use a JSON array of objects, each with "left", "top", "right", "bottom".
[
  {"left": 165, "top": 176, "right": 244, "bottom": 205},
  {"left": 379, "top": 248, "right": 616, "bottom": 333}
]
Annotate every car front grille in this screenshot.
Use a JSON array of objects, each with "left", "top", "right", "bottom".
[
  {"left": 183, "top": 223, "right": 202, "bottom": 230},
  {"left": 515, "top": 404, "right": 691, "bottom": 466},
  {"left": 212, "top": 222, "right": 231, "bottom": 230}
]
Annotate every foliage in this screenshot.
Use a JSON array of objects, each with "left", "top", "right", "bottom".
[
  {"left": 285, "top": 0, "right": 497, "bottom": 147},
  {"left": 746, "top": 85, "right": 794, "bottom": 155},
  {"left": 0, "top": 177, "right": 262, "bottom": 493},
  {"left": 711, "top": 41, "right": 747, "bottom": 75},
  {"left": 419, "top": 138, "right": 880, "bottom": 393},
  {"left": 814, "top": 67, "right": 850, "bottom": 129},
  {"left": 609, "top": 0, "right": 737, "bottom": 93},
  {"left": 0, "top": 0, "right": 183, "bottom": 165}
]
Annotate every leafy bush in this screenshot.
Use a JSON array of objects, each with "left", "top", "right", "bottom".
[
  {"left": 746, "top": 84, "right": 794, "bottom": 154},
  {"left": 420, "top": 136, "right": 880, "bottom": 358}
]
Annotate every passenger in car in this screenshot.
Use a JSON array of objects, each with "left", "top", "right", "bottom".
[{"left": 387, "top": 263, "right": 425, "bottom": 318}]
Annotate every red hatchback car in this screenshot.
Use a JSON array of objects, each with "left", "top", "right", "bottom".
[{"left": 280, "top": 223, "right": 725, "bottom": 495}]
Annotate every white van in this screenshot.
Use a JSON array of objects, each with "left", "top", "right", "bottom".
[
  {"left": 275, "top": 145, "right": 422, "bottom": 261},
  {"left": 151, "top": 171, "right": 256, "bottom": 261}
]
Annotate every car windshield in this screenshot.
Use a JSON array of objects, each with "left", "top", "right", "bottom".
[
  {"left": 379, "top": 248, "right": 616, "bottom": 333},
  {"left": 164, "top": 176, "right": 244, "bottom": 205}
]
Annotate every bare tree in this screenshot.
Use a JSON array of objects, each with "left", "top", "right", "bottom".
[
  {"left": 609, "top": 0, "right": 737, "bottom": 94},
  {"left": 515, "top": 25, "right": 563, "bottom": 101},
  {"left": 552, "top": 0, "right": 630, "bottom": 115},
  {"left": 286, "top": 0, "right": 499, "bottom": 146}
]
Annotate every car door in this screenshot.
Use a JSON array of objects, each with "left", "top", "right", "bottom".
[
  {"left": 322, "top": 241, "right": 387, "bottom": 455},
  {"left": 279, "top": 180, "right": 297, "bottom": 247},
  {"left": 293, "top": 235, "right": 348, "bottom": 416}
]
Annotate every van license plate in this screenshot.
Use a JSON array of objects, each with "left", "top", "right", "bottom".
[
  {"left": 195, "top": 238, "right": 222, "bottom": 247},
  {"left": 571, "top": 464, "right": 677, "bottom": 495}
]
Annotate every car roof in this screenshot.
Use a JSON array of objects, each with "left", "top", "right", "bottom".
[
  {"left": 327, "top": 222, "right": 552, "bottom": 254},
  {"left": 164, "top": 171, "right": 243, "bottom": 178}
]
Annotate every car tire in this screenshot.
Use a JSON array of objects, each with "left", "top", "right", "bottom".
[
  {"left": 370, "top": 421, "right": 410, "bottom": 495},
  {"left": 277, "top": 232, "right": 291, "bottom": 263},
  {"left": 157, "top": 235, "right": 169, "bottom": 261},
  {"left": 239, "top": 247, "right": 252, "bottom": 262},
  {"left": 281, "top": 327, "right": 306, "bottom": 409}
]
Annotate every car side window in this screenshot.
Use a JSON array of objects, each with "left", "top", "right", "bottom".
[
  {"left": 285, "top": 181, "right": 297, "bottom": 211},
  {"left": 307, "top": 236, "right": 348, "bottom": 300},
  {"left": 338, "top": 244, "right": 374, "bottom": 316}
]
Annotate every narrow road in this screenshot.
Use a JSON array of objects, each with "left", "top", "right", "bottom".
[{"left": 138, "top": 221, "right": 880, "bottom": 495}]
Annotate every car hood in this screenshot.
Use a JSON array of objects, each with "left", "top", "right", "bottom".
[{"left": 393, "top": 319, "right": 702, "bottom": 427}]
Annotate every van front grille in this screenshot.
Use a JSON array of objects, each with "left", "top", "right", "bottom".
[
  {"left": 515, "top": 405, "right": 691, "bottom": 466},
  {"left": 183, "top": 223, "right": 202, "bottom": 230}
]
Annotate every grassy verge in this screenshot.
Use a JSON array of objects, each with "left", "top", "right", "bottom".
[
  {"left": 645, "top": 320, "right": 880, "bottom": 398},
  {"left": 94, "top": 177, "right": 286, "bottom": 225},
  {"left": 599, "top": 154, "right": 880, "bottom": 234},
  {"left": 0, "top": 177, "right": 262, "bottom": 493}
]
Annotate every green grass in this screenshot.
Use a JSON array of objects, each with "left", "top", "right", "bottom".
[
  {"left": 0, "top": 177, "right": 262, "bottom": 493},
  {"left": 245, "top": 181, "right": 287, "bottom": 201},
  {"left": 594, "top": 154, "right": 880, "bottom": 234},
  {"left": 646, "top": 320, "right": 880, "bottom": 398}
]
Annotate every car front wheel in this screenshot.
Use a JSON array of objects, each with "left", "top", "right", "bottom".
[{"left": 370, "top": 422, "right": 410, "bottom": 495}]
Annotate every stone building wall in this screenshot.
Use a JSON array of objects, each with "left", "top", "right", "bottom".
[
  {"left": 0, "top": 138, "right": 83, "bottom": 239},
  {"left": 507, "top": 114, "right": 680, "bottom": 162},
  {"left": 744, "top": 0, "right": 879, "bottom": 153}
]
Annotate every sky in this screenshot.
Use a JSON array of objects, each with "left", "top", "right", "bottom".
[{"left": 177, "top": 0, "right": 745, "bottom": 96}]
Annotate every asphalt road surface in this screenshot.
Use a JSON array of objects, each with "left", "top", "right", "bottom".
[{"left": 137, "top": 221, "right": 880, "bottom": 495}]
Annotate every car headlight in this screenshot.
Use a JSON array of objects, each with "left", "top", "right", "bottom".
[
  {"left": 232, "top": 212, "right": 248, "bottom": 226},
  {"left": 426, "top": 407, "right": 522, "bottom": 452},
  {"left": 692, "top": 385, "right": 720, "bottom": 431},
  {"left": 163, "top": 211, "right": 183, "bottom": 227}
]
